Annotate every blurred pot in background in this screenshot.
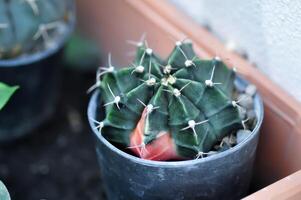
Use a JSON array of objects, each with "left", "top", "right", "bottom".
[{"left": 0, "top": 0, "right": 75, "bottom": 141}]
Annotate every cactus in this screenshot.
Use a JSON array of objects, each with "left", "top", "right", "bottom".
[
  {"left": 92, "top": 40, "right": 245, "bottom": 161},
  {"left": 0, "top": 0, "right": 73, "bottom": 59}
]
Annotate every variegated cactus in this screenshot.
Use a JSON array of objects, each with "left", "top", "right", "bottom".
[
  {"left": 91, "top": 39, "right": 245, "bottom": 161},
  {"left": 0, "top": 0, "right": 73, "bottom": 59}
]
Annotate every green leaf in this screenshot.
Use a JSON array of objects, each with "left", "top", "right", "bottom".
[
  {"left": 0, "top": 82, "right": 19, "bottom": 110},
  {"left": 0, "top": 181, "right": 10, "bottom": 200}
]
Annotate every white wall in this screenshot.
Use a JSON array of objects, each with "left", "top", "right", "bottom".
[{"left": 170, "top": 0, "right": 301, "bottom": 102}]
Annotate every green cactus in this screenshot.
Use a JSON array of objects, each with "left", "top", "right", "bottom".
[
  {"left": 92, "top": 40, "right": 244, "bottom": 161},
  {"left": 0, "top": 0, "right": 73, "bottom": 59}
]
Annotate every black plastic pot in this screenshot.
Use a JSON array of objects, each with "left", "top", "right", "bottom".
[
  {"left": 0, "top": 7, "right": 75, "bottom": 142},
  {"left": 88, "top": 77, "right": 264, "bottom": 200}
]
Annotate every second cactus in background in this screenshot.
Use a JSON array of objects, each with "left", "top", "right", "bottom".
[
  {"left": 0, "top": 0, "right": 75, "bottom": 141},
  {"left": 0, "top": 0, "right": 73, "bottom": 59}
]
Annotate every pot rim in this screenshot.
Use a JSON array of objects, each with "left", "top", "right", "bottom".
[
  {"left": 87, "top": 78, "right": 264, "bottom": 167},
  {"left": 0, "top": 4, "right": 76, "bottom": 67}
]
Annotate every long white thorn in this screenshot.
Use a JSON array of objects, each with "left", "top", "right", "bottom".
[
  {"left": 232, "top": 95, "right": 248, "bottom": 108},
  {"left": 89, "top": 118, "right": 104, "bottom": 133},
  {"left": 99, "top": 66, "right": 114, "bottom": 71},
  {"left": 87, "top": 83, "right": 99, "bottom": 94},
  {"left": 162, "top": 89, "right": 173, "bottom": 94},
  {"left": 126, "top": 40, "right": 143, "bottom": 47},
  {"left": 137, "top": 99, "right": 159, "bottom": 116},
  {"left": 168, "top": 35, "right": 189, "bottom": 46},
  {"left": 33, "top": 21, "right": 61, "bottom": 47},
  {"left": 96, "top": 54, "right": 115, "bottom": 78},
  {"left": 144, "top": 40, "right": 149, "bottom": 48},
  {"left": 181, "top": 120, "right": 209, "bottom": 141},
  {"left": 167, "top": 56, "right": 172, "bottom": 65},
  {"left": 156, "top": 132, "right": 168, "bottom": 139},
  {"left": 24, "top": 0, "right": 39, "bottom": 15},
  {"left": 33, "top": 21, "right": 61, "bottom": 40},
  {"left": 177, "top": 45, "right": 189, "bottom": 60},
  {"left": 242, "top": 118, "right": 249, "bottom": 130},
  {"left": 103, "top": 101, "right": 115, "bottom": 107},
  {"left": 103, "top": 99, "right": 121, "bottom": 110},
  {"left": 127, "top": 33, "right": 146, "bottom": 47},
  {"left": 156, "top": 62, "right": 176, "bottom": 74},
  {"left": 195, "top": 119, "right": 209, "bottom": 126},
  {"left": 195, "top": 151, "right": 205, "bottom": 159},
  {"left": 219, "top": 140, "right": 224, "bottom": 148},
  {"left": 195, "top": 151, "right": 217, "bottom": 159},
  {"left": 33, "top": 24, "right": 47, "bottom": 40},
  {"left": 127, "top": 142, "right": 149, "bottom": 157},
  {"left": 99, "top": 70, "right": 112, "bottom": 76},
  {"left": 104, "top": 84, "right": 121, "bottom": 110},
  {"left": 87, "top": 68, "right": 103, "bottom": 93},
  {"left": 192, "top": 127, "right": 198, "bottom": 141},
  {"left": 232, "top": 101, "right": 244, "bottom": 111},
  {"left": 148, "top": 59, "right": 152, "bottom": 80},
  {"left": 175, "top": 45, "right": 196, "bottom": 68},
  {"left": 107, "top": 84, "right": 115, "bottom": 98},
  {"left": 140, "top": 32, "right": 146, "bottom": 43},
  {"left": 146, "top": 104, "right": 159, "bottom": 115},
  {"left": 143, "top": 40, "right": 153, "bottom": 56},
  {"left": 210, "top": 64, "right": 216, "bottom": 81},
  {"left": 173, "top": 88, "right": 181, "bottom": 97},
  {"left": 180, "top": 81, "right": 192, "bottom": 92},
  {"left": 205, "top": 64, "right": 222, "bottom": 87},
  {"left": 108, "top": 53, "right": 113, "bottom": 67},
  {"left": 139, "top": 50, "right": 146, "bottom": 66},
  {"left": 140, "top": 77, "right": 156, "bottom": 86},
  {"left": 137, "top": 98, "right": 146, "bottom": 107}
]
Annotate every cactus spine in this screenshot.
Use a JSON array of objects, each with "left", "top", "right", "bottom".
[
  {"left": 92, "top": 39, "right": 244, "bottom": 161},
  {"left": 0, "top": 0, "right": 73, "bottom": 59}
]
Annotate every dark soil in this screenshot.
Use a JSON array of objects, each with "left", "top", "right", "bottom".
[{"left": 0, "top": 69, "right": 106, "bottom": 200}]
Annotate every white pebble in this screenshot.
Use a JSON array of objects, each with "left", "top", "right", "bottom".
[
  {"left": 245, "top": 84, "right": 257, "bottom": 97},
  {"left": 238, "top": 94, "right": 253, "bottom": 109}
]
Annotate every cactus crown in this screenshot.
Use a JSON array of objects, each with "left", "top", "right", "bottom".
[
  {"left": 94, "top": 40, "right": 244, "bottom": 161},
  {"left": 0, "top": 0, "right": 73, "bottom": 59}
]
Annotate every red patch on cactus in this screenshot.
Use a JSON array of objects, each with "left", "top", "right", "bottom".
[{"left": 130, "top": 108, "right": 179, "bottom": 161}]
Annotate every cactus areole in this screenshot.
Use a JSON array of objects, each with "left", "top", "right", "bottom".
[
  {"left": 0, "top": 0, "right": 73, "bottom": 59},
  {"left": 95, "top": 41, "right": 244, "bottom": 161}
]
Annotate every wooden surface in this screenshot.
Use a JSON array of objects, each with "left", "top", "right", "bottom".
[{"left": 244, "top": 170, "right": 301, "bottom": 200}]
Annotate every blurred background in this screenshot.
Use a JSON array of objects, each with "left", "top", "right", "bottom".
[
  {"left": 171, "top": 0, "right": 301, "bottom": 102},
  {"left": 1, "top": 0, "right": 301, "bottom": 199}
]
